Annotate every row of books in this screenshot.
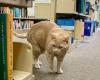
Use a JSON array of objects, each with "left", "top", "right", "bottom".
[
  {"left": 0, "top": 13, "right": 13, "bottom": 80},
  {"left": 13, "top": 20, "right": 34, "bottom": 30},
  {"left": 0, "top": 6, "right": 34, "bottom": 31},
  {"left": 13, "top": 7, "right": 27, "bottom": 18},
  {"left": 0, "top": 7, "right": 28, "bottom": 18},
  {"left": 76, "top": 0, "right": 90, "bottom": 15},
  {"left": 0, "top": 7, "right": 11, "bottom": 14}
]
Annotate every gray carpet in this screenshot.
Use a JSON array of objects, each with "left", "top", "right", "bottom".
[{"left": 32, "top": 29, "right": 100, "bottom": 80}]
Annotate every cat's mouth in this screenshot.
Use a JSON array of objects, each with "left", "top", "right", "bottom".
[{"left": 52, "top": 49, "right": 61, "bottom": 56}]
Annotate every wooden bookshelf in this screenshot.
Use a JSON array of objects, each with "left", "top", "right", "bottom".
[
  {"left": 0, "top": 1, "right": 34, "bottom": 80},
  {"left": 0, "top": 0, "right": 33, "bottom": 7},
  {"left": 34, "top": 0, "right": 91, "bottom": 21},
  {"left": 13, "top": 29, "right": 34, "bottom": 80},
  {"left": 13, "top": 41, "right": 33, "bottom": 80}
]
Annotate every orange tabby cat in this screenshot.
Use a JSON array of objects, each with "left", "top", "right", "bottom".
[{"left": 27, "top": 21, "right": 70, "bottom": 73}]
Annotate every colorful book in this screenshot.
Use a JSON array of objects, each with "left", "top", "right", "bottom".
[
  {"left": 81, "top": 0, "right": 85, "bottom": 14},
  {"left": 6, "top": 13, "right": 13, "bottom": 80},
  {"left": 0, "top": 13, "right": 13, "bottom": 80},
  {"left": 76, "top": 0, "right": 85, "bottom": 14},
  {"left": 0, "top": 13, "right": 8, "bottom": 80},
  {"left": 86, "top": 1, "right": 90, "bottom": 15},
  {"left": 76, "top": 0, "right": 81, "bottom": 13},
  {"left": 14, "top": 8, "right": 21, "bottom": 17}
]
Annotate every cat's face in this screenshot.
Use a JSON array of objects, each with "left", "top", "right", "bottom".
[
  {"left": 46, "top": 31, "right": 70, "bottom": 55},
  {"left": 51, "top": 39, "right": 69, "bottom": 55}
]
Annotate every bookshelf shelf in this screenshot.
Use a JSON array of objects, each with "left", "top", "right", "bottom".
[
  {"left": 13, "top": 34, "right": 28, "bottom": 45},
  {"left": 13, "top": 70, "right": 32, "bottom": 80},
  {"left": 0, "top": 0, "right": 33, "bottom": 7},
  {"left": 13, "top": 17, "right": 49, "bottom": 24},
  {"left": 13, "top": 29, "right": 30, "bottom": 45},
  {"left": 13, "top": 17, "right": 49, "bottom": 20},
  {"left": 56, "top": 13, "right": 90, "bottom": 19}
]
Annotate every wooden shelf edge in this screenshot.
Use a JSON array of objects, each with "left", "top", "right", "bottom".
[
  {"left": 13, "top": 70, "right": 34, "bottom": 80},
  {"left": 56, "top": 13, "right": 90, "bottom": 19},
  {"left": 0, "top": 1, "right": 32, "bottom": 7},
  {"left": 13, "top": 34, "right": 31, "bottom": 47},
  {"left": 13, "top": 17, "right": 49, "bottom": 20}
]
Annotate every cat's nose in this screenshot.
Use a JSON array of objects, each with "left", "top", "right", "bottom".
[{"left": 53, "top": 48, "right": 58, "bottom": 52}]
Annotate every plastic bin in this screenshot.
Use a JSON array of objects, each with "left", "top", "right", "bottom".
[
  {"left": 84, "top": 21, "right": 92, "bottom": 36},
  {"left": 56, "top": 19, "right": 75, "bottom": 30}
]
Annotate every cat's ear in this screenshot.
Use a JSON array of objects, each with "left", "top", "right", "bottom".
[
  {"left": 64, "top": 30, "right": 73, "bottom": 37},
  {"left": 63, "top": 31, "right": 72, "bottom": 43}
]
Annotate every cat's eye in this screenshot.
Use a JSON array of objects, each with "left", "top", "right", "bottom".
[
  {"left": 66, "top": 41, "right": 69, "bottom": 43},
  {"left": 64, "top": 40, "right": 68, "bottom": 43},
  {"left": 52, "top": 44, "right": 56, "bottom": 47},
  {"left": 63, "top": 39, "right": 68, "bottom": 43}
]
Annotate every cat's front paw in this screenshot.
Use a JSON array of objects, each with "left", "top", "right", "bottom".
[
  {"left": 57, "top": 68, "right": 63, "bottom": 74},
  {"left": 34, "top": 64, "right": 41, "bottom": 69}
]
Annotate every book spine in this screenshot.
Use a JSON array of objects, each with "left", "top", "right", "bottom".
[
  {"left": 6, "top": 13, "right": 13, "bottom": 80},
  {"left": 0, "top": 13, "right": 13, "bottom": 80},
  {"left": 0, "top": 16, "right": 4, "bottom": 80},
  {"left": 0, "top": 14, "right": 8, "bottom": 80}
]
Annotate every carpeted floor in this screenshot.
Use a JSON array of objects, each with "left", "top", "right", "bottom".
[{"left": 31, "top": 29, "right": 100, "bottom": 80}]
